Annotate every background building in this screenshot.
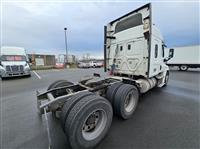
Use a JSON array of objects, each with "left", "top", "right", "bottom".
[
  {"left": 28, "top": 54, "right": 56, "bottom": 69},
  {"left": 56, "top": 54, "right": 77, "bottom": 64}
]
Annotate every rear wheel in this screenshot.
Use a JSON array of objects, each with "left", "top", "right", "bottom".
[
  {"left": 47, "top": 80, "right": 74, "bottom": 96},
  {"left": 106, "top": 82, "right": 123, "bottom": 105},
  {"left": 65, "top": 94, "right": 113, "bottom": 149},
  {"left": 61, "top": 91, "right": 94, "bottom": 130},
  {"left": 114, "top": 84, "right": 139, "bottom": 119},
  {"left": 47, "top": 80, "right": 74, "bottom": 90},
  {"left": 179, "top": 65, "right": 188, "bottom": 71},
  {"left": 47, "top": 80, "right": 74, "bottom": 118}
]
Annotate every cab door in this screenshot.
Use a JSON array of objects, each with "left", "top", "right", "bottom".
[{"left": 149, "top": 37, "right": 163, "bottom": 77}]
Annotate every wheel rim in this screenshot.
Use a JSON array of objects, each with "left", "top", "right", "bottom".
[
  {"left": 82, "top": 109, "right": 107, "bottom": 141},
  {"left": 124, "top": 92, "right": 136, "bottom": 113},
  {"left": 181, "top": 66, "right": 187, "bottom": 70}
]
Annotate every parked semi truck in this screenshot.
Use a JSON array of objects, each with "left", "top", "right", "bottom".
[
  {"left": 167, "top": 45, "right": 200, "bottom": 71},
  {"left": 36, "top": 3, "right": 174, "bottom": 149},
  {"left": 0, "top": 46, "right": 31, "bottom": 79}
]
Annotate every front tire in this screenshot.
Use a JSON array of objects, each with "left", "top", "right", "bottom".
[
  {"left": 27, "top": 74, "right": 31, "bottom": 77},
  {"left": 65, "top": 95, "right": 113, "bottom": 149}
]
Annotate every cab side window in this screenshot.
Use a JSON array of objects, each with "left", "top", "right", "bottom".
[
  {"left": 162, "top": 45, "right": 165, "bottom": 57},
  {"left": 128, "top": 44, "right": 131, "bottom": 50},
  {"left": 120, "top": 46, "right": 123, "bottom": 51},
  {"left": 155, "top": 44, "right": 158, "bottom": 58}
]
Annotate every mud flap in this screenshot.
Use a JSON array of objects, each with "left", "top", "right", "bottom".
[{"left": 44, "top": 107, "right": 53, "bottom": 149}]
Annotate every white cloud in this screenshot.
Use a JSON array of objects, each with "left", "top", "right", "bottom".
[
  {"left": 1, "top": 1, "right": 199, "bottom": 57},
  {"left": 13, "top": 2, "right": 61, "bottom": 16}
]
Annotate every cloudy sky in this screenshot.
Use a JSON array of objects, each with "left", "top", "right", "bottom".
[{"left": 1, "top": 0, "right": 199, "bottom": 58}]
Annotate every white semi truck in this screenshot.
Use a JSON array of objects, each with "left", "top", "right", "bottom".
[
  {"left": 167, "top": 45, "right": 200, "bottom": 71},
  {"left": 0, "top": 46, "right": 31, "bottom": 79},
  {"left": 36, "top": 3, "right": 174, "bottom": 149}
]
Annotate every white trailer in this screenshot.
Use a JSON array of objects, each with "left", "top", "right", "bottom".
[
  {"left": 167, "top": 45, "right": 200, "bottom": 71},
  {"left": 36, "top": 3, "right": 174, "bottom": 149},
  {"left": 0, "top": 46, "right": 31, "bottom": 79}
]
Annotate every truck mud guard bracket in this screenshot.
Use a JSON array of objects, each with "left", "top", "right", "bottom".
[{"left": 44, "top": 107, "right": 53, "bottom": 149}]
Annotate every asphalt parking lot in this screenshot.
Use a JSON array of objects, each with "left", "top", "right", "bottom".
[{"left": 0, "top": 68, "right": 200, "bottom": 149}]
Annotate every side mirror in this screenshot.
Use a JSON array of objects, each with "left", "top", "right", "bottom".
[
  {"left": 29, "top": 58, "right": 32, "bottom": 63},
  {"left": 169, "top": 48, "right": 174, "bottom": 58},
  {"left": 164, "top": 48, "right": 174, "bottom": 62}
]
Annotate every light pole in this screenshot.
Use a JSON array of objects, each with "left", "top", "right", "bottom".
[{"left": 64, "top": 27, "right": 68, "bottom": 67}]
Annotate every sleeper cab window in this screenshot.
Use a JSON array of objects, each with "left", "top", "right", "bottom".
[{"left": 155, "top": 44, "right": 158, "bottom": 58}]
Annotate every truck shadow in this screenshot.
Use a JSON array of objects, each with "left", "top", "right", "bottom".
[
  {"left": 1, "top": 75, "right": 31, "bottom": 81},
  {"left": 170, "top": 69, "right": 200, "bottom": 73}
]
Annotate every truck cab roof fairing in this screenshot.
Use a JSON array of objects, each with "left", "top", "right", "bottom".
[
  {"left": 109, "top": 3, "right": 151, "bottom": 25},
  {"left": 115, "top": 13, "right": 143, "bottom": 33}
]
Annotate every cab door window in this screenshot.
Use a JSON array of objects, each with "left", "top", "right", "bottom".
[
  {"left": 162, "top": 45, "right": 165, "bottom": 57},
  {"left": 155, "top": 44, "right": 158, "bottom": 58}
]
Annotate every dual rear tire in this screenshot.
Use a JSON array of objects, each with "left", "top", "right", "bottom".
[
  {"left": 50, "top": 80, "right": 138, "bottom": 149},
  {"left": 47, "top": 80, "right": 74, "bottom": 97},
  {"left": 61, "top": 92, "right": 113, "bottom": 149},
  {"left": 47, "top": 80, "right": 74, "bottom": 90},
  {"left": 47, "top": 80, "right": 74, "bottom": 117},
  {"left": 106, "top": 83, "right": 139, "bottom": 119}
]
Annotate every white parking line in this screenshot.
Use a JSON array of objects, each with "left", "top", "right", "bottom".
[{"left": 33, "top": 71, "right": 41, "bottom": 79}]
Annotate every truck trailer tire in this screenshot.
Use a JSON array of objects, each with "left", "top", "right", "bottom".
[
  {"left": 47, "top": 80, "right": 74, "bottom": 90},
  {"left": 47, "top": 80, "right": 74, "bottom": 97},
  {"left": 114, "top": 84, "right": 139, "bottom": 120},
  {"left": 106, "top": 82, "right": 123, "bottom": 105},
  {"left": 61, "top": 91, "right": 94, "bottom": 131},
  {"left": 179, "top": 65, "right": 188, "bottom": 71},
  {"left": 47, "top": 80, "right": 74, "bottom": 118},
  {"left": 64, "top": 94, "right": 113, "bottom": 149}
]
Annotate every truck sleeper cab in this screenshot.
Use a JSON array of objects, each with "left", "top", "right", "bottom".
[
  {"left": 105, "top": 4, "right": 169, "bottom": 79},
  {"left": 0, "top": 46, "right": 31, "bottom": 79},
  {"left": 36, "top": 3, "right": 174, "bottom": 149}
]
